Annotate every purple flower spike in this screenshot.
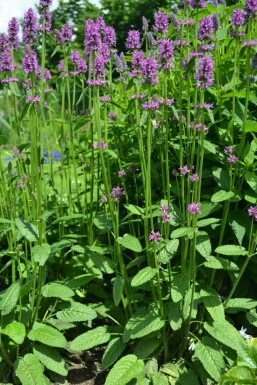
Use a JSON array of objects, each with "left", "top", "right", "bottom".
[
  {"left": 103, "top": 26, "right": 116, "bottom": 47},
  {"left": 55, "top": 24, "right": 72, "bottom": 44},
  {"left": 8, "top": 18, "right": 19, "bottom": 50},
  {"left": 141, "top": 56, "right": 159, "bottom": 84},
  {"left": 188, "top": 203, "right": 201, "bottom": 215},
  {"left": 126, "top": 30, "right": 141, "bottom": 49},
  {"left": 245, "top": 0, "right": 257, "bottom": 18},
  {"left": 195, "top": 56, "right": 214, "bottom": 88},
  {"left": 157, "top": 38, "right": 174, "bottom": 69},
  {"left": 23, "top": 8, "right": 38, "bottom": 46},
  {"left": 198, "top": 16, "right": 214, "bottom": 40},
  {"left": 22, "top": 47, "right": 39, "bottom": 73},
  {"left": 39, "top": 0, "right": 53, "bottom": 7},
  {"left": 84, "top": 19, "right": 101, "bottom": 55},
  {"left": 149, "top": 230, "right": 161, "bottom": 243},
  {"left": 227, "top": 154, "right": 238, "bottom": 163},
  {"left": 154, "top": 11, "right": 169, "bottom": 34},
  {"left": 232, "top": 9, "right": 245, "bottom": 27},
  {"left": 248, "top": 206, "right": 257, "bottom": 220}
]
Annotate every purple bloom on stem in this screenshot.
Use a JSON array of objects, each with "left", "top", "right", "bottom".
[
  {"left": 242, "top": 39, "right": 257, "bottom": 47},
  {"left": 227, "top": 154, "right": 238, "bottom": 163},
  {"left": 189, "top": 173, "right": 199, "bottom": 182},
  {"left": 0, "top": 47, "right": 14, "bottom": 72},
  {"left": 126, "top": 30, "right": 141, "bottom": 49},
  {"left": 103, "top": 26, "right": 116, "bottom": 47},
  {"left": 224, "top": 146, "right": 234, "bottom": 154},
  {"left": 198, "top": 16, "right": 214, "bottom": 40},
  {"left": 22, "top": 47, "right": 38, "bottom": 73},
  {"left": 142, "top": 16, "right": 148, "bottom": 31},
  {"left": 55, "top": 24, "right": 72, "bottom": 44},
  {"left": 195, "top": 56, "right": 214, "bottom": 88},
  {"left": 100, "top": 194, "right": 107, "bottom": 203},
  {"left": 141, "top": 56, "right": 159, "bottom": 84},
  {"left": 188, "top": 0, "right": 206, "bottom": 7},
  {"left": 188, "top": 203, "right": 201, "bottom": 215},
  {"left": 147, "top": 32, "right": 157, "bottom": 49},
  {"left": 161, "top": 212, "right": 171, "bottom": 222},
  {"left": 157, "top": 38, "right": 174, "bottom": 69},
  {"left": 118, "top": 170, "right": 126, "bottom": 177},
  {"left": 245, "top": 0, "right": 257, "bottom": 18},
  {"left": 248, "top": 206, "right": 257, "bottom": 220},
  {"left": 84, "top": 19, "right": 101, "bottom": 55},
  {"left": 39, "top": 0, "right": 53, "bottom": 7},
  {"left": 170, "top": 13, "right": 181, "bottom": 30},
  {"left": 160, "top": 204, "right": 169, "bottom": 212},
  {"left": 154, "top": 11, "right": 169, "bottom": 34},
  {"left": 131, "top": 50, "right": 144, "bottom": 76},
  {"left": 23, "top": 8, "right": 38, "bottom": 46},
  {"left": 149, "top": 230, "right": 161, "bottom": 243},
  {"left": 40, "top": 9, "right": 52, "bottom": 32},
  {"left": 7, "top": 18, "right": 19, "bottom": 50},
  {"left": 212, "top": 14, "right": 220, "bottom": 31},
  {"left": 108, "top": 112, "right": 118, "bottom": 120},
  {"left": 179, "top": 165, "right": 190, "bottom": 175},
  {"left": 110, "top": 186, "right": 125, "bottom": 202},
  {"left": 232, "top": 9, "right": 245, "bottom": 27}
]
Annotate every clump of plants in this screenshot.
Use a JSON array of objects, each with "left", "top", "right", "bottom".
[{"left": 0, "top": 0, "right": 257, "bottom": 384}]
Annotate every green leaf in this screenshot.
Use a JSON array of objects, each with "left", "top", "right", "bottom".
[
  {"left": 170, "top": 227, "right": 194, "bottom": 239},
  {"left": 215, "top": 245, "right": 248, "bottom": 256},
  {"left": 244, "top": 120, "right": 257, "bottom": 133},
  {"left": 123, "top": 308, "right": 165, "bottom": 342},
  {"left": 93, "top": 213, "right": 112, "bottom": 232},
  {"left": 157, "top": 239, "right": 179, "bottom": 264},
  {"left": 33, "top": 345, "right": 67, "bottom": 376},
  {"left": 85, "top": 246, "right": 114, "bottom": 274},
  {"left": 133, "top": 336, "right": 161, "bottom": 359},
  {"left": 102, "top": 337, "right": 126, "bottom": 369},
  {"left": 247, "top": 311, "right": 257, "bottom": 327},
  {"left": 196, "top": 231, "right": 212, "bottom": 258},
  {"left": 113, "top": 275, "right": 124, "bottom": 306},
  {"left": 245, "top": 172, "right": 257, "bottom": 192},
  {"left": 15, "top": 218, "right": 39, "bottom": 242},
  {"left": 223, "top": 366, "right": 256, "bottom": 382},
  {"left": 225, "top": 298, "right": 257, "bottom": 313},
  {"left": 117, "top": 234, "right": 142, "bottom": 252},
  {"left": 217, "top": 28, "right": 227, "bottom": 40},
  {"left": 131, "top": 267, "right": 157, "bottom": 287},
  {"left": 70, "top": 326, "right": 110, "bottom": 352},
  {"left": 197, "top": 218, "right": 220, "bottom": 227},
  {"left": 203, "top": 256, "right": 239, "bottom": 271},
  {"left": 14, "top": 354, "right": 45, "bottom": 385},
  {"left": 56, "top": 302, "right": 97, "bottom": 322},
  {"left": 0, "top": 282, "right": 20, "bottom": 315},
  {"left": 230, "top": 213, "right": 247, "bottom": 246},
  {"left": 66, "top": 274, "right": 95, "bottom": 288},
  {"left": 105, "top": 355, "right": 144, "bottom": 385},
  {"left": 124, "top": 203, "right": 145, "bottom": 216},
  {"left": 152, "top": 372, "right": 169, "bottom": 385},
  {"left": 42, "top": 282, "right": 75, "bottom": 300},
  {"left": 195, "top": 337, "right": 224, "bottom": 381},
  {"left": 32, "top": 244, "right": 51, "bottom": 266},
  {"left": 201, "top": 288, "right": 225, "bottom": 320},
  {"left": 212, "top": 168, "right": 230, "bottom": 190},
  {"left": 171, "top": 273, "right": 188, "bottom": 302},
  {"left": 211, "top": 190, "right": 234, "bottom": 203},
  {"left": 166, "top": 301, "right": 182, "bottom": 331},
  {"left": 10, "top": 82, "right": 21, "bottom": 97},
  {"left": 28, "top": 322, "right": 67, "bottom": 348},
  {"left": 0, "top": 321, "right": 25, "bottom": 344}
]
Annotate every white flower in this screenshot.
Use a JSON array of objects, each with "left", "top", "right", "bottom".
[
  {"left": 188, "top": 342, "right": 196, "bottom": 351},
  {"left": 239, "top": 326, "right": 251, "bottom": 340}
]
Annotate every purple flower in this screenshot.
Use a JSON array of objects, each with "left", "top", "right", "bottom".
[
  {"left": 27, "top": 95, "right": 40, "bottom": 103},
  {"left": 149, "top": 230, "right": 161, "bottom": 243},
  {"left": 160, "top": 204, "right": 169, "bottom": 212},
  {"left": 108, "top": 112, "right": 118, "bottom": 120},
  {"left": 242, "top": 39, "right": 257, "bottom": 47},
  {"left": 224, "top": 146, "right": 234, "bottom": 154},
  {"left": 170, "top": 13, "right": 181, "bottom": 31},
  {"left": 212, "top": 14, "right": 220, "bottom": 31},
  {"left": 110, "top": 186, "right": 124, "bottom": 202},
  {"left": 232, "top": 9, "right": 245, "bottom": 27},
  {"left": 179, "top": 165, "right": 190, "bottom": 175},
  {"left": 189, "top": 173, "right": 199, "bottom": 182},
  {"left": 147, "top": 32, "right": 157, "bottom": 49},
  {"left": 126, "top": 30, "right": 141, "bottom": 49},
  {"left": 141, "top": 56, "right": 159, "bottom": 84},
  {"left": 40, "top": 9, "right": 52, "bottom": 33},
  {"left": 22, "top": 48, "right": 39, "bottom": 73},
  {"left": 245, "top": 0, "right": 257, "bottom": 18},
  {"left": 248, "top": 206, "right": 257, "bottom": 220},
  {"left": 100, "top": 194, "right": 108, "bottom": 203},
  {"left": 227, "top": 154, "right": 238, "bottom": 163},
  {"left": 100, "top": 95, "right": 111, "bottom": 103},
  {"left": 0, "top": 47, "right": 14, "bottom": 72},
  {"left": 118, "top": 170, "right": 126, "bottom": 177},
  {"left": 23, "top": 8, "right": 38, "bottom": 46},
  {"left": 195, "top": 56, "right": 214, "bottom": 88},
  {"left": 198, "top": 16, "right": 214, "bottom": 40},
  {"left": 103, "top": 26, "right": 116, "bottom": 47},
  {"left": 188, "top": 203, "right": 201, "bottom": 215},
  {"left": 84, "top": 19, "right": 101, "bottom": 55},
  {"left": 142, "top": 16, "right": 148, "bottom": 31},
  {"left": 55, "top": 24, "right": 72, "bottom": 44},
  {"left": 157, "top": 38, "right": 174, "bottom": 69},
  {"left": 39, "top": 0, "right": 53, "bottom": 7},
  {"left": 188, "top": 0, "right": 206, "bottom": 8},
  {"left": 161, "top": 212, "right": 171, "bottom": 223},
  {"left": 154, "top": 11, "right": 169, "bottom": 34},
  {"left": 7, "top": 18, "right": 19, "bottom": 50},
  {"left": 131, "top": 50, "right": 144, "bottom": 76}
]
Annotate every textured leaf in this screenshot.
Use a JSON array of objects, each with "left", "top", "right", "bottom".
[
  {"left": 211, "top": 190, "right": 234, "bottom": 203},
  {"left": 171, "top": 227, "right": 194, "bottom": 239},
  {"left": 102, "top": 337, "right": 126, "bottom": 369},
  {"left": 195, "top": 337, "right": 224, "bottom": 381},
  {"left": 123, "top": 309, "right": 165, "bottom": 342},
  {"left": 124, "top": 204, "right": 145, "bottom": 215},
  {"left": 166, "top": 301, "right": 182, "bottom": 331},
  {"left": 152, "top": 372, "right": 168, "bottom": 385},
  {"left": 28, "top": 322, "right": 67, "bottom": 348},
  {"left": 212, "top": 167, "right": 230, "bottom": 190},
  {"left": 131, "top": 267, "right": 157, "bottom": 287},
  {"left": 158, "top": 239, "right": 179, "bottom": 264},
  {"left": 113, "top": 275, "right": 124, "bottom": 306},
  {"left": 196, "top": 231, "right": 212, "bottom": 258},
  {"left": 133, "top": 336, "right": 161, "bottom": 359},
  {"left": 0, "top": 282, "right": 20, "bottom": 315},
  {"left": 105, "top": 355, "right": 144, "bottom": 385},
  {"left": 93, "top": 213, "right": 112, "bottom": 231},
  {"left": 244, "top": 120, "right": 257, "bottom": 133},
  {"left": 215, "top": 245, "right": 248, "bottom": 256},
  {"left": 70, "top": 326, "right": 110, "bottom": 352},
  {"left": 203, "top": 256, "right": 239, "bottom": 271},
  {"left": 177, "top": 368, "right": 200, "bottom": 385},
  {"left": 66, "top": 274, "right": 95, "bottom": 288},
  {"left": 56, "top": 302, "right": 97, "bottom": 322},
  {"left": 0, "top": 321, "right": 25, "bottom": 344},
  {"left": 197, "top": 218, "right": 220, "bottom": 227},
  {"left": 14, "top": 354, "right": 45, "bottom": 385},
  {"left": 200, "top": 288, "right": 225, "bottom": 320},
  {"left": 32, "top": 244, "right": 51, "bottom": 266},
  {"left": 117, "top": 234, "right": 142, "bottom": 252},
  {"left": 85, "top": 246, "right": 114, "bottom": 274},
  {"left": 225, "top": 298, "right": 257, "bottom": 313},
  {"left": 15, "top": 218, "right": 39, "bottom": 242},
  {"left": 33, "top": 345, "right": 67, "bottom": 376},
  {"left": 245, "top": 172, "right": 257, "bottom": 192},
  {"left": 247, "top": 311, "right": 257, "bottom": 327},
  {"left": 42, "top": 282, "right": 75, "bottom": 300},
  {"left": 171, "top": 273, "right": 188, "bottom": 302}
]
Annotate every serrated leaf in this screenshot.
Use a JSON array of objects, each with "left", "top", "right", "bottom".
[
  {"left": 32, "top": 244, "right": 51, "bottom": 266},
  {"left": 14, "top": 354, "right": 45, "bottom": 385},
  {"left": 93, "top": 213, "right": 112, "bottom": 231},
  {"left": 245, "top": 172, "right": 257, "bottom": 193},
  {"left": 123, "top": 309, "right": 165, "bottom": 342},
  {"left": 15, "top": 218, "right": 39, "bottom": 242},
  {"left": 166, "top": 301, "right": 182, "bottom": 331},
  {"left": 28, "top": 323, "right": 67, "bottom": 348},
  {"left": 113, "top": 275, "right": 124, "bottom": 306},
  {"left": 152, "top": 372, "right": 168, "bottom": 385},
  {"left": 85, "top": 246, "right": 114, "bottom": 274},
  {"left": 33, "top": 345, "right": 67, "bottom": 376},
  {"left": 133, "top": 336, "right": 161, "bottom": 359},
  {"left": 196, "top": 231, "right": 212, "bottom": 258},
  {"left": 211, "top": 190, "right": 234, "bottom": 203},
  {"left": 195, "top": 337, "right": 224, "bottom": 381},
  {"left": 200, "top": 288, "right": 225, "bottom": 320},
  {"left": 225, "top": 298, "right": 257, "bottom": 313},
  {"left": 230, "top": 216, "right": 246, "bottom": 246},
  {"left": 42, "top": 283, "right": 75, "bottom": 300},
  {"left": 171, "top": 227, "right": 194, "bottom": 239},
  {"left": 158, "top": 239, "right": 179, "bottom": 264},
  {"left": 203, "top": 256, "right": 239, "bottom": 271},
  {"left": 247, "top": 311, "right": 257, "bottom": 327},
  {"left": 102, "top": 337, "right": 126, "bottom": 369},
  {"left": 215, "top": 245, "right": 248, "bottom": 256},
  {"left": 131, "top": 267, "right": 157, "bottom": 287},
  {"left": 0, "top": 282, "right": 20, "bottom": 315},
  {"left": 105, "top": 354, "right": 144, "bottom": 385},
  {"left": 245, "top": 120, "right": 257, "bottom": 133},
  {"left": 171, "top": 273, "right": 188, "bottom": 303},
  {"left": 124, "top": 203, "right": 145, "bottom": 215},
  {"left": 56, "top": 302, "right": 97, "bottom": 322},
  {"left": 117, "top": 234, "right": 142, "bottom": 252},
  {"left": 70, "top": 326, "right": 110, "bottom": 352},
  {"left": 197, "top": 218, "right": 220, "bottom": 227},
  {"left": 212, "top": 168, "right": 230, "bottom": 190},
  {"left": 0, "top": 321, "right": 25, "bottom": 344},
  {"left": 66, "top": 274, "right": 95, "bottom": 288}
]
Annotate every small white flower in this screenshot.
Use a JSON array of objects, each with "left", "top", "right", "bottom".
[
  {"left": 239, "top": 326, "right": 251, "bottom": 340},
  {"left": 188, "top": 342, "right": 196, "bottom": 351}
]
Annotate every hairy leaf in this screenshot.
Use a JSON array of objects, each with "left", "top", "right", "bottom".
[
  {"left": 131, "top": 267, "right": 157, "bottom": 287},
  {"left": 215, "top": 245, "right": 248, "bottom": 256},
  {"left": 102, "top": 337, "right": 126, "bottom": 369},
  {"left": 201, "top": 288, "right": 225, "bottom": 320},
  {"left": 32, "top": 244, "right": 51, "bottom": 266},
  {"left": 0, "top": 282, "right": 20, "bottom": 316},
  {"left": 117, "top": 234, "right": 142, "bottom": 252},
  {"left": 56, "top": 302, "right": 97, "bottom": 322},
  {"left": 28, "top": 322, "right": 67, "bottom": 348},
  {"left": 0, "top": 321, "right": 25, "bottom": 344},
  {"left": 203, "top": 255, "right": 239, "bottom": 271},
  {"left": 225, "top": 298, "right": 257, "bottom": 313},
  {"left": 14, "top": 354, "right": 45, "bottom": 385},
  {"left": 195, "top": 337, "right": 224, "bottom": 381},
  {"left": 171, "top": 273, "right": 188, "bottom": 302},
  {"left": 171, "top": 227, "right": 194, "bottom": 239},
  {"left": 245, "top": 172, "right": 257, "bottom": 192},
  {"left": 42, "top": 282, "right": 75, "bottom": 300},
  {"left": 113, "top": 275, "right": 124, "bottom": 306},
  {"left": 196, "top": 231, "right": 212, "bottom": 258},
  {"left": 211, "top": 190, "right": 234, "bottom": 203},
  {"left": 197, "top": 218, "right": 220, "bottom": 227},
  {"left": 158, "top": 239, "right": 179, "bottom": 264},
  {"left": 70, "top": 326, "right": 110, "bottom": 352},
  {"left": 124, "top": 204, "right": 145, "bottom": 216},
  {"left": 15, "top": 218, "right": 39, "bottom": 242},
  {"left": 33, "top": 344, "right": 68, "bottom": 376},
  {"left": 105, "top": 355, "right": 144, "bottom": 385},
  {"left": 133, "top": 336, "right": 161, "bottom": 359}
]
